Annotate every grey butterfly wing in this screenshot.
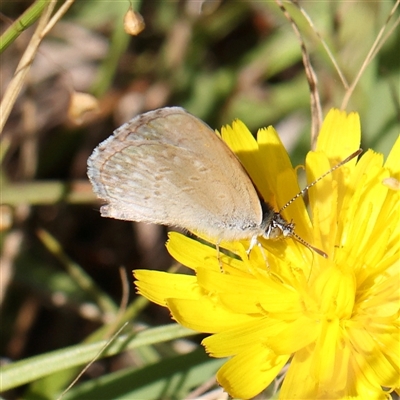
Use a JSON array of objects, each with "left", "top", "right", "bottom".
[{"left": 87, "top": 107, "right": 263, "bottom": 241}]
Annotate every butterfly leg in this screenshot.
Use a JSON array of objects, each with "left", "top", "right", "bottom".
[
  {"left": 215, "top": 241, "right": 226, "bottom": 273},
  {"left": 246, "top": 235, "right": 270, "bottom": 269}
]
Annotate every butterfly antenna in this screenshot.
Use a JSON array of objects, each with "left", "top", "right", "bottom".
[
  {"left": 279, "top": 148, "right": 363, "bottom": 213},
  {"left": 292, "top": 231, "right": 327, "bottom": 258},
  {"left": 280, "top": 148, "right": 362, "bottom": 259}
]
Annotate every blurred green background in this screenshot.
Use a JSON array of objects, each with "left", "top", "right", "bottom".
[{"left": 1, "top": 1, "right": 399, "bottom": 399}]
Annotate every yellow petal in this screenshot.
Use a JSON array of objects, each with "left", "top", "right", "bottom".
[
  {"left": 196, "top": 266, "right": 303, "bottom": 316},
  {"left": 216, "top": 342, "right": 288, "bottom": 399},
  {"left": 202, "top": 317, "right": 276, "bottom": 357},
  {"left": 351, "top": 347, "right": 397, "bottom": 399},
  {"left": 280, "top": 346, "right": 319, "bottom": 399},
  {"left": 282, "top": 344, "right": 353, "bottom": 398},
  {"left": 257, "top": 126, "right": 299, "bottom": 209},
  {"left": 219, "top": 120, "right": 259, "bottom": 184},
  {"left": 222, "top": 120, "right": 298, "bottom": 208},
  {"left": 275, "top": 168, "right": 312, "bottom": 245},
  {"left": 384, "top": 134, "right": 400, "bottom": 178},
  {"left": 166, "top": 298, "right": 255, "bottom": 333},
  {"left": 266, "top": 316, "right": 318, "bottom": 354},
  {"left": 306, "top": 151, "right": 337, "bottom": 253},
  {"left": 310, "top": 318, "right": 341, "bottom": 384},
  {"left": 347, "top": 327, "right": 400, "bottom": 387},
  {"left": 134, "top": 270, "right": 199, "bottom": 306},
  {"left": 316, "top": 109, "right": 361, "bottom": 163},
  {"left": 339, "top": 153, "right": 389, "bottom": 255},
  {"left": 166, "top": 232, "right": 220, "bottom": 272}
]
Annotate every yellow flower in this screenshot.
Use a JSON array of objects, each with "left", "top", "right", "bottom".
[{"left": 134, "top": 109, "right": 400, "bottom": 399}]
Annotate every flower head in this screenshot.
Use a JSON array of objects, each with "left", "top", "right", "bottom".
[{"left": 134, "top": 109, "right": 399, "bottom": 399}]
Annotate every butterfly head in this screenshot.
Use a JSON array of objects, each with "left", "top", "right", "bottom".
[
  {"left": 263, "top": 212, "right": 295, "bottom": 240},
  {"left": 258, "top": 201, "right": 327, "bottom": 258}
]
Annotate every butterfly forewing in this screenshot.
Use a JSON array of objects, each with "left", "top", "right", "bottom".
[{"left": 87, "top": 107, "right": 263, "bottom": 240}]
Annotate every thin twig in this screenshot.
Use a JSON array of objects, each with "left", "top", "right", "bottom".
[
  {"left": 0, "top": 0, "right": 76, "bottom": 134},
  {"left": 0, "top": 1, "right": 55, "bottom": 134},
  {"left": 291, "top": 0, "right": 349, "bottom": 90},
  {"left": 104, "top": 267, "right": 131, "bottom": 338},
  {"left": 41, "top": 0, "right": 75, "bottom": 37},
  {"left": 341, "top": 0, "right": 400, "bottom": 109},
  {"left": 275, "top": 0, "right": 322, "bottom": 149},
  {"left": 57, "top": 322, "right": 129, "bottom": 400},
  {"left": 369, "top": 14, "right": 400, "bottom": 62}
]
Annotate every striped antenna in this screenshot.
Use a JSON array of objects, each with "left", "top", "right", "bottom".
[
  {"left": 279, "top": 148, "right": 363, "bottom": 258},
  {"left": 279, "top": 148, "right": 363, "bottom": 213},
  {"left": 291, "top": 231, "right": 328, "bottom": 258}
]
